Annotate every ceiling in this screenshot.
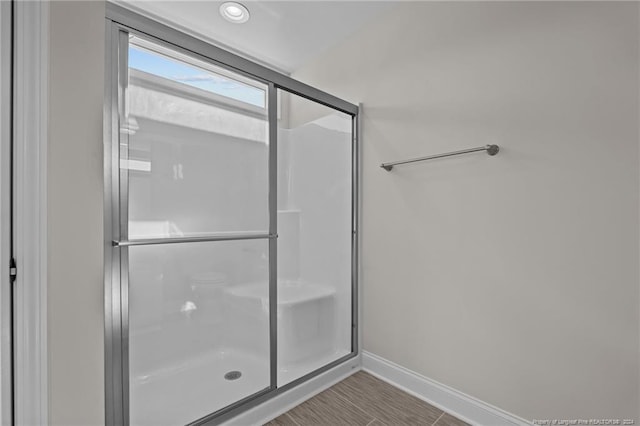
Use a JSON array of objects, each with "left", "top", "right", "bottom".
[{"left": 117, "top": 0, "right": 394, "bottom": 73}]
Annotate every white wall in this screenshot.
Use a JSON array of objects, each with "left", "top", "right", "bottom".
[
  {"left": 48, "top": 1, "right": 105, "bottom": 424},
  {"left": 293, "top": 1, "right": 640, "bottom": 421}
]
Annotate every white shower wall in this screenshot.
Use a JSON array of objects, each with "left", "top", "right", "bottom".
[
  {"left": 127, "top": 80, "right": 270, "bottom": 238},
  {"left": 278, "top": 116, "right": 353, "bottom": 370},
  {"left": 126, "top": 115, "right": 353, "bottom": 359}
]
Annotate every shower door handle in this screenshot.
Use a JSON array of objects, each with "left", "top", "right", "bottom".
[{"left": 112, "top": 232, "right": 277, "bottom": 247}]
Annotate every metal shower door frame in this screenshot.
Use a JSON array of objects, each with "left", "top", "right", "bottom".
[{"left": 104, "top": 5, "right": 360, "bottom": 425}]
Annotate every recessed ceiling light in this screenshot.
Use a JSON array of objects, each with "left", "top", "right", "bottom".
[{"left": 220, "top": 2, "right": 250, "bottom": 24}]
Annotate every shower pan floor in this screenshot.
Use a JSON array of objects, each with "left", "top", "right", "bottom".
[
  {"left": 130, "top": 348, "right": 269, "bottom": 426},
  {"left": 130, "top": 348, "right": 350, "bottom": 425}
]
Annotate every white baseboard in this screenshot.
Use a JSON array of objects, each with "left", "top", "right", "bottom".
[
  {"left": 224, "top": 355, "right": 362, "bottom": 426},
  {"left": 362, "top": 351, "right": 531, "bottom": 426},
  {"left": 222, "top": 351, "right": 530, "bottom": 426}
]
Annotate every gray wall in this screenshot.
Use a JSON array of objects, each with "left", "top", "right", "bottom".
[
  {"left": 293, "top": 2, "right": 640, "bottom": 421},
  {"left": 49, "top": 1, "right": 105, "bottom": 424}
]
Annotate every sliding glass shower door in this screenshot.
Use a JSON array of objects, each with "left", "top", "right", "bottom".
[
  {"left": 276, "top": 90, "right": 354, "bottom": 386},
  {"left": 106, "top": 12, "right": 359, "bottom": 426},
  {"left": 113, "top": 34, "right": 274, "bottom": 425}
]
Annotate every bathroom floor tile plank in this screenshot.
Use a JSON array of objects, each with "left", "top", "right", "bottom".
[
  {"left": 265, "top": 412, "right": 300, "bottom": 426},
  {"left": 286, "top": 388, "right": 375, "bottom": 425},
  {"left": 433, "top": 413, "right": 469, "bottom": 426},
  {"left": 263, "top": 371, "right": 469, "bottom": 426},
  {"left": 330, "top": 372, "right": 443, "bottom": 426}
]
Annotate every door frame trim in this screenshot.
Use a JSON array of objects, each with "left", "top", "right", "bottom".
[
  {"left": 0, "top": 0, "right": 13, "bottom": 422},
  {"left": 12, "top": 1, "right": 49, "bottom": 425}
]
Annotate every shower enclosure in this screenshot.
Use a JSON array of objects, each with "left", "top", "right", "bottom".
[{"left": 104, "top": 5, "right": 359, "bottom": 426}]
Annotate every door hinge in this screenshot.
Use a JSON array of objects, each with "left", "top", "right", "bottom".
[{"left": 9, "top": 258, "right": 16, "bottom": 283}]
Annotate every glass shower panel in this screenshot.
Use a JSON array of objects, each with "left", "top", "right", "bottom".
[
  {"left": 276, "top": 90, "right": 353, "bottom": 386},
  {"left": 127, "top": 240, "right": 270, "bottom": 426},
  {"left": 124, "top": 37, "right": 269, "bottom": 239},
  {"left": 121, "top": 35, "right": 273, "bottom": 425}
]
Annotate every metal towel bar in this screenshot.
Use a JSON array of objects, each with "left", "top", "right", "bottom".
[{"left": 381, "top": 144, "right": 499, "bottom": 171}]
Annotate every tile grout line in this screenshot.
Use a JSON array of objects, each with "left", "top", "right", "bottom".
[
  {"left": 432, "top": 412, "right": 446, "bottom": 426},
  {"left": 327, "top": 387, "right": 378, "bottom": 423},
  {"left": 284, "top": 412, "right": 301, "bottom": 426}
]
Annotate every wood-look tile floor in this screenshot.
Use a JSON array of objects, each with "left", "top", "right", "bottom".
[{"left": 264, "top": 371, "right": 469, "bottom": 426}]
